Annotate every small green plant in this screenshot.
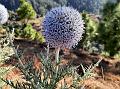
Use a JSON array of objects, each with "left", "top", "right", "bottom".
[
  {"left": 3, "top": 46, "right": 101, "bottom": 89},
  {"left": 0, "top": 27, "right": 15, "bottom": 62},
  {"left": 15, "top": 23, "right": 45, "bottom": 43},
  {"left": 0, "top": 37, "right": 14, "bottom": 62},
  {"left": 0, "top": 28, "right": 14, "bottom": 88},
  {"left": 97, "top": 2, "right": 120, "bottom": 56},
  {"left": 76, "top": 13, "right": 101, "bottom": 54},
  {"left": 0, "top": 4, "right": 14, "bottom": 88},
  {"left": 17, "top": 0, "right": 36, "bottom": 21},
  {"left": 4, "top": 21, "right": 45, "bottom": 44}
]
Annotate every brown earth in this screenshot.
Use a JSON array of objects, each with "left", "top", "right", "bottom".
[{"left": 1, "top": 39, "right": 120, "bottom": 89}]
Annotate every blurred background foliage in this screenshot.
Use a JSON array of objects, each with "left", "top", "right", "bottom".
[
  {"left": 17, "top": 0, "right": 36, "bottom": 20},
  {"left": 80, "top": 13, "right": 100, "bottom": 54},
  {"left": 0, "top": 0, "right": 117, "bottom": 16},
  {"left": 80, "top": 1, "right": 120, "bottom": 57},
  {"left": 97, "top": 2, "right": 120, "bottom": 57}
]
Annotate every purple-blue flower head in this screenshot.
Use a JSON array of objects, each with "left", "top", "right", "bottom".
[
  {"left": 0, "top": 4, "right": 9, "bottom": 24},
  {"left": 43, "top": 7, "right": 84, "bottom": 49}
]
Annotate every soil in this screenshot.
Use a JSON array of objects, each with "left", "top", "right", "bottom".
[{"left": 1, "top": 39, "right": 120, "bottom": 89}]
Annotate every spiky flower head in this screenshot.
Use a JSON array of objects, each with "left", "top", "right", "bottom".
[
  {"left": 43, "top": 7, "right": 84, "bottom": 49},
  {"left": 0, "top": 4, "right": 9, "bottom": 24}
]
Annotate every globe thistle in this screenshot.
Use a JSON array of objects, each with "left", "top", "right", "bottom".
[
  {"left": 43, "top": 7, "right": 84, "bottom": 49},
  {"left": 0, "top": 4, "right": 9, "bottom": 24}
]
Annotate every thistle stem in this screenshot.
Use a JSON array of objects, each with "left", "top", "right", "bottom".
[
  {"left": 55, "top": 47, "right": 60, "bottom": 78},
  {"left": 47, "top": 44, "right": 49, "bottom": 60},
  {"left": 55, "top": 47, "right": 60, "bottom": 64}
]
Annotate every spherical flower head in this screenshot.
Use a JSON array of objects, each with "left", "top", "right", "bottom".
[
  {"left": 43, "top": 7, "right": 84, "bottom": 49},
  {"left": 0, "top": 4, "right": 9, "bottom": 24}
]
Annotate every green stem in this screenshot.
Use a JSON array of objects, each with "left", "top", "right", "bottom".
[
  {"left": 55, "top": 47, "right": 60, "bottom": 78},
  {"left": 55, "top": 47, "right": 60, "bottom": 64},
  {"left": 47, "top": 44, "right": 49, "bottom": 60}
]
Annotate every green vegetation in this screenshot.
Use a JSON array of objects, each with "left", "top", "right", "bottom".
[
  {"left": 0, "top": 28, "right": 15, "bottom": 62},
  {"left": 3, "top": 46, "right": 101, "bottom": 89},
  {"left": 67, "top": 0, "right": 107, "bottom": 14},
  {"left": 15, "top": 24, "right": 45, "bottom": 43},
  {"left": 0, "top": 28, "right": 14, "bottom": 88},
  {"left": 28, "top": 0, "right": 67, "bottom": 16},
  {"left": 77, "top": 1, "right": 120, "bottom": 57},
  {"left": 81, "top": 13, "right": 100, "bottom": 53},
  {"left": 28, "top": 0, "right": 113, "bottom": 16},
  {"left": 97, "top": 2, "right": 120, "bottom": 56},
  {"left": 17, "top": 0, "right": 36, "bottom": 20}
]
